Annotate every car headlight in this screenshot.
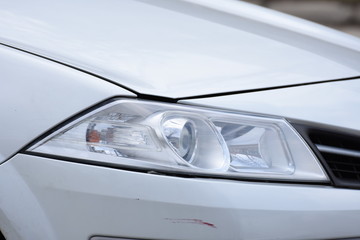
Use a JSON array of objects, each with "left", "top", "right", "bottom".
[{"left": 28, "top": 99, "right": 328, "bottom": 182}]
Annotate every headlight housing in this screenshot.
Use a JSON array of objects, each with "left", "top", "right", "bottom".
[{"left": 28, "top": 99, "right": 328, "bottom": 182}]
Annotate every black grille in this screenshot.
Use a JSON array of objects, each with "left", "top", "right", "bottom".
[
  {"left": 292, "top": 122, "right": 360, "bottom": 189},
  {"left": 321, "top": 152, "right": 360, "bottom": 181},
  {"left": 311, "top": 132, "right": 360, "bottom": 182},
  {"left": 310, "top": 132, "right": 360, "bottom": 152}
]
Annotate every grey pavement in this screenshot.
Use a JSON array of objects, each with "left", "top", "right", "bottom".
[{"left": 241, "top": 0, "right": 360, "bottom": 38}]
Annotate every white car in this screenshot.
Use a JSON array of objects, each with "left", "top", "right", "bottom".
[{"left": 1, "top": 0, "right": 360, "bottom": 239}]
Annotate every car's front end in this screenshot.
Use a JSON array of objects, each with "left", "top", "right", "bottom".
[{"left": 1, "top": 0, "right": 360, "bottom": 239}]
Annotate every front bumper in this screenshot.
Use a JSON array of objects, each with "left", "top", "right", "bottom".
[{"left": 0, "top": 154, "right": 359, "bottom": 240}]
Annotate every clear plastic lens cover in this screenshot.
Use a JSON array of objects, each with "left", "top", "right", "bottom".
[{"left": 29, "top": 99, "right": 328, "bottom": 181}]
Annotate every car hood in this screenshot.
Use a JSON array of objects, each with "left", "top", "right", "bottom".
[
  {"left": 181, "top": 78, "right": 360, "bottom": 131},
  {"left": 1, "top": 0, "right": 360, "bottom": 98}
]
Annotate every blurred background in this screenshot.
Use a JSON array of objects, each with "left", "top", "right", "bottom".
[{"left": 241, "top": 0, "right": 360, "bottom": 38}]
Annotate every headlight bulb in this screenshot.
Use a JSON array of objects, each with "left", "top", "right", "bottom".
[
  {"left": 161, "top": 114, "right": 230, "bottom": 171},
  {"left": 162, "top": 118, "right": 197, "bottom": 162}
]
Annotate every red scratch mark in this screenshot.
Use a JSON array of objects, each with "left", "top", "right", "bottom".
[{"left": 165, "top": 218, "right": 217, "bottom": 228}]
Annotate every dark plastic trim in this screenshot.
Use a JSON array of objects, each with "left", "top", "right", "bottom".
[
  {"left": 0, "top": 230, "right": 5, "bottom": 240},
  {"left": 290, "top": 119, "right": 360, "bottom": 190}
]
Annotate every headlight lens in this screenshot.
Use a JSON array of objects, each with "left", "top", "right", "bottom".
[
  {"left": 29, "top": 99, "right": 328, "bottom": 182},
  {"left": 163, "top": 117, "right": 197, "bottom": 162}
]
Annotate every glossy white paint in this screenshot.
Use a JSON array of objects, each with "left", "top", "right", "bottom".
[
  {"left": 181, "top": 79, "right": 360, "bottom": 132},
  {"left": 1, "top": 1, "right": 360, "bottom": 239},
  {"left": 1, "top": 154, "right": 360, "bottom": 240},
  {"left": 1, "top": 0, "right": 360, "bottom": 98},
  {"left": 0, "top": 45, "right": 135, "bottom": 163}
]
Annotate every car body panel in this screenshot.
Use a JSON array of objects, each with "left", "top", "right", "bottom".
[
  {"left": 1, "top": 1, "right": 360, "bottom": 240},
  {"left": 1, "top": 0, "right": 360, "bottom": 98},
  {"left": 181, "top": 78, "right": 360, "bottom": 132},
  {"left": 1, "top": 154, "right": 360, "bottom": 240},
  {"left": 0, "top": 45, "right": 135, "bottom": 163}
]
